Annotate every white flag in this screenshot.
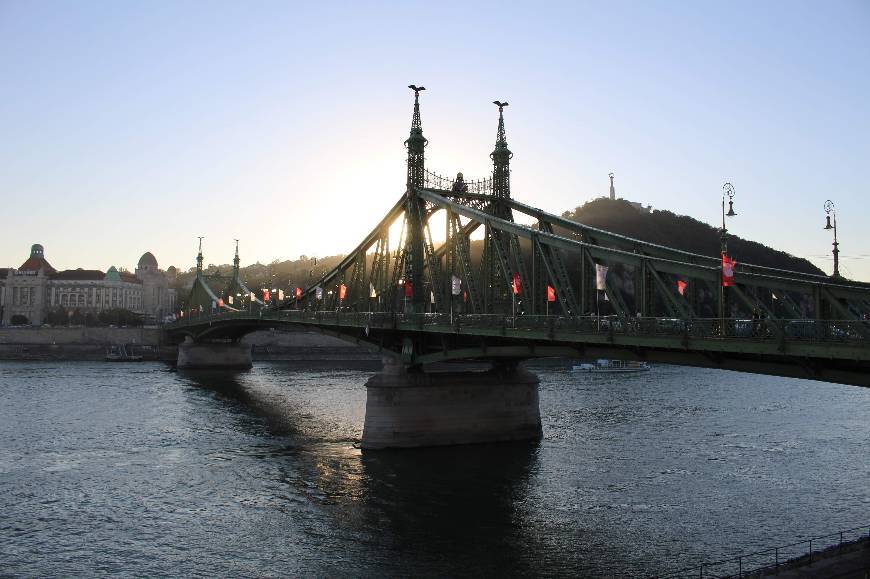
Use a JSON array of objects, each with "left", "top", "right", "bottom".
[
  {"left": 228, "top": 295, "right": 234, "bottom": 305},
  {"left": 451, "top": 275, "right": 461, "bottom": 296},
  {"left": 370, "top": 283, "right": 377, "bottom": 298},
  {"left": 430, "top": 291, "right": 436, "bottom": 304},
  {"left": 211, "top": 300, "right": 216, "bottom": 309},
  {"left": 595, "top": 264, "right": 609, "bottom": 291},
  {"left": 772, "top": 292, "right": 779, "bottom": 300},
  {"left": 315, "top": 286, "right": 323, "bottom": 300},
  {"left": 250, "top": 291, "right": 255, "bottom": 302},
  {"left": 278, "top": 289, "right": 284, "bottom": 301}
]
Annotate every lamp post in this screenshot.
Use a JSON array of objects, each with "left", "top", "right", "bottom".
[
  {"left": 719, "top": 183, "right": 737, "bottom": 321},
  {"left": 823, "top": 200, "right": 840, "bottom": 278},
  {"left": 721, "top": 182, "right": 737, "bottom": 254}
]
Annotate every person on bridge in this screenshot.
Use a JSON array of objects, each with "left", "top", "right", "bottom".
[{"left": 452, "top": 172, "right": 468, "bottom": 193}]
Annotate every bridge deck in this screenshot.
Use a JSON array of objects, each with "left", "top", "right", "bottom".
[{"left": 167, "top": 311, "right": 870, "bottom": 380}]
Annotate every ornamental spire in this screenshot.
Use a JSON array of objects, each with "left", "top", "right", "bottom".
[
  {"left": 196, "top": 236, "right": 204, "bottom": 276},
  {"left": 233, "top": 239, "right": 240, "bottom": 273},
  {"left": 491, "top": 100, "right": 512, "bottom": 200},
  {"left": 405, "top": 84, "right": 427, "bottom": 189}
]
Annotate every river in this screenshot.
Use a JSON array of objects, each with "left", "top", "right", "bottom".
[{"left": 0, "top": 361, "right": 867, "bottom": 577}]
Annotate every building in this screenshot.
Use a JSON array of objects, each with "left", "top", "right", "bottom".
[{"left": 0, "top": 244, "right": 176, "bottom": 326}]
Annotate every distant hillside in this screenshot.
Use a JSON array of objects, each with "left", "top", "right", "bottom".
[{"left": 559, "top": 198, "right": 824, "bottom": 275}]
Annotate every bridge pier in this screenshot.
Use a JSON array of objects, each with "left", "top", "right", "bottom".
[
  {"left": 177, "top": 339, "right": 253, "bottom": 370},
  {"left": 361, "top": 358, "right": 542, "bottom": 449}
]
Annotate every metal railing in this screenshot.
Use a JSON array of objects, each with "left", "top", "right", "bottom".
[
  {"left": 167, "top": 310, "right": 870, "bottom": 349},
  {"left": 651, "top": 523, "right": 870, "bottom": 578},
  {"left": 424, "top": 169, "right": 493, "bottom": 194}
]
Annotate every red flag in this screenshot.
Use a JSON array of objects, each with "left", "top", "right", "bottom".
[
  {"left": 547, "top": 285, "right": 556, "bottom": 302},
  {"left": 721, "top": 254, "right": 736, "bottom": 287},
  {"left": 463, "top": 290, "right": 468, "bottom": 303},
  {"left": 217, "top": 298, "right": 224, "bottom": 308},
  {"left": 262, "top": 289, "right": 270, "bottom": 302},
  {"left": 339, "top": 284, "right": 347, "bottom": 301},
  {"left": 677, "top": 280, "right": 688, "bottom": 296},
  {"left": 295, "top": 287, "right": 302, "bottom": 300},
  {"left": 512, "top": 273, "right": 522, "bottom": 295},
  {"left": 404, "top": 281, "right": 413, "bottom": 298}
]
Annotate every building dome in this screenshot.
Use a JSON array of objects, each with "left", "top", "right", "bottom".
[
  {"left": 31, "top": 244, "right": 45, "bottom": 257},
  {"left": 138, "top": 252, "right": 158, "bottom": 268},
  {"left": 105, "top": 266, "right": 121, "bottom": 281}
]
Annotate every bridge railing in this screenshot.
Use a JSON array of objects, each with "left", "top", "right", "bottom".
[
  {"left": 168, "top": 309, "right": 870, "bottom": 348},
  {"left": 650, "top": 523, "right": 870, "bottom": 578}
]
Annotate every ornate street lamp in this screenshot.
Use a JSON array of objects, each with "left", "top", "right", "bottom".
[
  {"left": 823, "top": 200, "right": 840, "bottom": 278},
  {"left": 721, "top": 182, "right": 736, "bottom": 254},
  {"left": 718, "top": 182, "right": 737, "bottom": 322}
]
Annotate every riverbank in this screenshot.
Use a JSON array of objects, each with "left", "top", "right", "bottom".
[
  {"left": 757, "top": 536, "right": 869, "bottom": 578},
  {"left": 0, "top": 326, "right": 379, "bottom": 363}
]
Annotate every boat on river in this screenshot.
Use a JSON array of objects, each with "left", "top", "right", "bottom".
[
  {"left": 105, "top": 344, "right": 143, "bottom": 362},
  {"left": 572, "top": 359, "right": 650, "bottom": 373}
]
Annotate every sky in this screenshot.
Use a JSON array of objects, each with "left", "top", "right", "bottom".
[{"left": 1, "top": 1, "right": 868, "bottom": 279}]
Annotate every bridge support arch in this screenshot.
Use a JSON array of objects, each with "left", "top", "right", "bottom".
[{"left": 361, "top": 356, "right": 542, "bottom": 449}]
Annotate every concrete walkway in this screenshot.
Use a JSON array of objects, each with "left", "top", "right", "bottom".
[{"left": 760, "top": 539, "right": 869, "bottom": 578}]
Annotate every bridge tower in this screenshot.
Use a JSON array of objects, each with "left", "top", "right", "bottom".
[
  {"left": 404, "top": 85, "right": 427, "bottom": 313},
  {"left": 483, "top": 101, "right": 529, "bottom": 314}
]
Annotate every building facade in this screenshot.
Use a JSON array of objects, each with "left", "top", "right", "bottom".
[{"left": 0, "top": 244, "right": 176, "bottom": 326}]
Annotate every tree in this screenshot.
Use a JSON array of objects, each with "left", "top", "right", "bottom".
[
  {"left": 70, "top": 308, "right": 84, "bottom": 326},
  {"left": 44, "top": 307, "right": 68, "bottom": 326}
]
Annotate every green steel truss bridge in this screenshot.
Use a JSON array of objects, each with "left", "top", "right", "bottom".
[{"left": 167, "top": 87, "right": 870, "bottom": 388}]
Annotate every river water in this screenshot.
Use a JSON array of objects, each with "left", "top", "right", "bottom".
[{"left": 0, "top": 361, "right": 867, "bottom": 577}]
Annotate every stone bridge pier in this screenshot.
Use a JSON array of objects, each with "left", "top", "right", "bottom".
[
  {"left": 361, "top": 357, "right": 543, "bottom": 449},
  {"left": 177, "top": 337, "right": 253, "bottom": 369}
]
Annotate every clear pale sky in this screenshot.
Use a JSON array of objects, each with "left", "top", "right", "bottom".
[{"left": 1, "top": 1, "right": 868, "bottom": 279}]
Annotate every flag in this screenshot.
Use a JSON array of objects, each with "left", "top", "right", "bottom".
[
  {"left": 296, "top": 287, "right": 303, "bottom": 300},
  {"left": 217, "top": 298, "right": 224, "bottom": 308},
  {"left": 677, "top": 280, "right": 688, "bottom": 296},
  {"left": 211, "top": 300, "right": 216, "bottom": 309},
  {"left": 250, "top": 291, "right": 255, "bottom": 302},
  {"left": 278, "top": 289, "right": 285, "bottom": 301},
  {"left": 463, "top": 290, "right": 468, "bottom": 303},
  {"left": 603, "top": 292, "right": 609, "bottom": 302},
  {"left": 339, "top": 284, "right": 347, "bottom": 301},
  {"left": 595, "top": 264, "right": 609, "bottom": 291},
  {"left": 262, "top": 289, "right": 270, "bottom": 302},
  {"left": 772, "top": 292, "right": 779, "bottom": 300},
  {"left": 199, "top": 305, "right": 203, "bottom": 312},
  {"left": 315, "top": 286, "right": 323, "bottom": 300},
  {"left": 512, "top": 272, "right": 522, "bottom": 295},
  {"left": 547, "top": 285, "right": 556, "bottom": 302},
  {"left": 228, "top": 295, "right": 233, "bottom": 305},
  {"left": 369, "top": 283, "right": 377, "bottom": 298},
  {"left": 451, "top": 275, "right": 461, "bottom": 296},
  {"left": 430, "top": 291, "right": 436, "bottom": 304},
  {"left": 721, "top": 253, "right": 736, "bottom": 287},
  {"left": 404, "top": 281, "right": 413, "bottom": 298}
]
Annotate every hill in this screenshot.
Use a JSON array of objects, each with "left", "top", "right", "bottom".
[{"left": 559, "top": 198, "right": 824, "bottom": 275}]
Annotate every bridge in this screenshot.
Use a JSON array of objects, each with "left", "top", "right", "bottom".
[{"left": 166, "top": 86, "right": 870, "bottom": 449}]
